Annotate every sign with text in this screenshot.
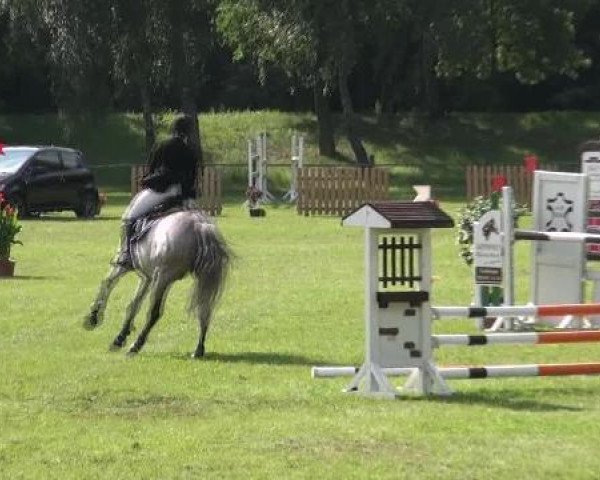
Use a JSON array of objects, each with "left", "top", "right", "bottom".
[{"left": 473, "top": 210, "right": 503, "bottom": 285}]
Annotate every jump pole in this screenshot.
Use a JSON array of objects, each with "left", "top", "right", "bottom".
[
  {"left": 314, "top": 328, "right": 600, "bottom": 378},
  {"left": 312, "top": 363, "right": 600, "bottom": 379},
  {"left": 433, "top": 302, "right": 600, "bottom": 319},
  {"left": 434, "top": 330, "right": 600, "bottom": 345}
]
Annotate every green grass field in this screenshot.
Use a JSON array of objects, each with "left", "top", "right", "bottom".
[{"left": 2, "top": 197, "right": 600, "bottom": 479}]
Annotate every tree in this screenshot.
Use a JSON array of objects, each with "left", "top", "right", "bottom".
[
  {"left": 161, "top": 0, "right": 215, "bottom": 156},
  {"left": 432, "top": 0, "right": 590, "bottom": 85},
  {"left": 41, "top": 0, "right": 113, "bottom": 115},
  {"left": 217, "top": 0, "right": 392, "bottom": 164},
  {"left": 110, "top": 0, "right": 164, "bottom": 153},
  {"left": 40, "top": 0, "right": 215, "bottom": 157},
  {"left": 0, "top": 0, "right": 55, "bottom": 113}
]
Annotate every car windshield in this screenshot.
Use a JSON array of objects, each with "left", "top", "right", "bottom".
[{"left": 0, "top": 148, "right": 36, "bottom": 174}]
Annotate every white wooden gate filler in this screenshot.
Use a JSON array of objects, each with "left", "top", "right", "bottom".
[{"left": 531, "top": 171, "right": 588, "bottom": 326}]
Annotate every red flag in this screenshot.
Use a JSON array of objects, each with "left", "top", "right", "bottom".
[
  {"left": 491, "top": 175, "right": 508, "bottom": 193},
  {"left": 524, "top": 154, "right": 539, "bottom": 174},
  {"left": 0, "top": 142, "right": 4, "bottom": 155}
]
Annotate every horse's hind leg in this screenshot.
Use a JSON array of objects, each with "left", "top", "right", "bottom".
[
  {"left": 193, "top": 308, "right": 211, "bottom": 359},
  {"left": 127, "top": 275, "right": 170, "bottom": 355},
  {"left": 110, "top": 275, "right": 150, "bottom": 350},
  {"left": 83, "top": 264, "right": 129, "bottom": 330}
]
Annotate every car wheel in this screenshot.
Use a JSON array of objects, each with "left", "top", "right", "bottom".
[{"left": 75, "top": 192, "right": 98, "bottom": 219}]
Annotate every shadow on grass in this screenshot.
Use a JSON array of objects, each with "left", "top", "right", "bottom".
[
  {"left": 155, "top": 350, "right": 332, "bottom": 366},
  {"left": 2, "top": 274, "right": 62, "bottom": 280},
  {"left": 208, "top": 351, "right": 327, "bottom": 366},
  {"left": 431, "top": 386, "right": 592, "bottom": 412},
  {"left": 22, "top": 215, "right": 121, "bottom": 222}
]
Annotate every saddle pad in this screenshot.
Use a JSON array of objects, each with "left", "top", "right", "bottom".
[
  {"left": 131, "top": 217, "right": 160, "bottom": 243},
  {"left": 131, "top": 205, "right": 179, "bottom": 242}
]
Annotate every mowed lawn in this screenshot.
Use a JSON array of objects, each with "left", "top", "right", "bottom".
[{"left": 2, "top": 197, "right": 600, "bottom": 479}]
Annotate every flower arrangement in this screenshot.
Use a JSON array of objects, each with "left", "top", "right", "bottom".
[
  {"left": 456, "top": 175, "right": 525, "bottom": 266},
  {"left": 246, "top": 185, "right": 263, "bottom": 208},
  {"left": 455, "top": 176, "right": 527, "bottom": 307},
  {"left": 456, "top": 194, "right": 498, "bottom": 267},
  {"left": 0, "top": 192, "right": 22, "bottom": 260}
]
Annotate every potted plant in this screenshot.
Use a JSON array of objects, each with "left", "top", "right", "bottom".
[
  {"left": 246, "top": 185, "right": 266, "bottom": 217},
  {"left": 0, "top": 192, "right": 22, "bottom": 277}
]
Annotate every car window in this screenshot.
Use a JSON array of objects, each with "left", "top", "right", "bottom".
[
  {"left": 61, "top": 151, "right": 82, "bottom": 169},
  {"left": 0, "top": 148, "right": 36, "bottom": 173},
  {"left": 32, "top": 150, "right": 62, "bottom": 173}
]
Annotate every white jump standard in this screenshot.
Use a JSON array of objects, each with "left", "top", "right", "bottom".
[
  {"left": 247, "top": 132, "right": 275, "bottom": 203},
  {"left": 339, "top": 201, "right": 455, "bottom": 398},
  {"left": 282, "top": 132, "right": 304, "bottom": 202}
]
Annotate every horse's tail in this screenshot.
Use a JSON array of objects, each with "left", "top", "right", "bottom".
[{"left": 189, "top": 218, "right": 231, "bottom": 329}]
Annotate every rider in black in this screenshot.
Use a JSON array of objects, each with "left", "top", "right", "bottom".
[{"left": 116, "top": 114, "right": 202, "bottom": 268}]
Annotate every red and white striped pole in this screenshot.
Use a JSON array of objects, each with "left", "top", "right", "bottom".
[
  {"left": 312, "top": 363, "right": 600, "bottom": 379},
  {"left": 433, "top": 330, "right": 600, "bottom": 346},
  {"left": 432, "top": 303, "right": 600, "bottom": 319}
]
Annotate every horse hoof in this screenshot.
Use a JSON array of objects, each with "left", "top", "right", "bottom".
[
  {"left": 192, "top": 345, "right": 205, "bottom": 358},
  {"left": 109, "top": 342, "right": 123, "bottom": 352},
  {"left": 126, "top": 344, "right": 140, "bottom": 356},
  {"left": 83, "top": 311, "right": 102, "bottom": 330}
]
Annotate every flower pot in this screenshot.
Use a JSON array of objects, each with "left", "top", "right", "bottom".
[
  {"left": 0, "top": 259, "right": 15, "bottom": 277},
  {"left": 249, "top": 208, "right": 266, "bottom": 217}
]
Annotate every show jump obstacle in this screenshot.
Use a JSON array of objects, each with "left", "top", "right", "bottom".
[
  {"left": 312, "top": 199, "right": 600, "bottom": 398},
  {"left": 282, "top": 133, "right": 304, "bottom": 202},
  {"left": 247, "top": 132, "right": 275, "bottom": 203},
  {"left": 473, "top": 171, "right": 600, "bottom": 330},
  {"left": 247, "top": 131, "right": 306, "bottom": 204}
]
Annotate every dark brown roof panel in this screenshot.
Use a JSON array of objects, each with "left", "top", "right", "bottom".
[{"left": 367, "top": 201, "right": 454, "bottom": 228}]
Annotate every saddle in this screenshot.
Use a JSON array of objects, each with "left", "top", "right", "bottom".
[{"left": 131, "top": 195, "right": 184, "bottom": 244}]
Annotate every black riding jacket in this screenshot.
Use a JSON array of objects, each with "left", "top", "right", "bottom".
[{"left": 141, "top": 135, "right": 201, "bottom": 198}]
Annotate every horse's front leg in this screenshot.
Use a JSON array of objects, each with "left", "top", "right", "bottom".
[
  {"left": 83, "top": 264, "right": 129, "bottom": 330},
  {"left": 127, "top": 276, "right": 170, "bottom": 355},
  {"left": 110, "top": 275, "right": 150, "bottom": 350}
]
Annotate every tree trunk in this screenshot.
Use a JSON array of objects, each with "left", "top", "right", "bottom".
[
  {"left": 338, "top": 69, "right": 370, "bottom": 166},
  {"left": 375, "top": 36, "right": 410, "bottom": 117},
  {"left": 168, "top": 2, "right": 203, "bottom": 166},
  {"left": 313, "top": 82, "right": 336, "bottom": 157},
  {"left": 421, "top": 32, "right": 441, "bottom": 118},
  {"left": 140, "top": 82, "right": 155, "bottom": 155},
  {"left": 181, "top": 85, "right": 203, "bottom": 166}
]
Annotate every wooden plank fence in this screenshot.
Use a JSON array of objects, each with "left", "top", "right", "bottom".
[
  {"left": 131, "top": 165, "right": 223, "bottom": 216},
  {"left": 466, "top": 164, "right": 557, "bottom": 205},
  {"left": 297, "top": 167, "right": 389, "bottom": 216}
]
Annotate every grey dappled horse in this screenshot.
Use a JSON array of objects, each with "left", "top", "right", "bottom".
[{"left": 83, "top": 210, "right": 230, "bottom": 357}]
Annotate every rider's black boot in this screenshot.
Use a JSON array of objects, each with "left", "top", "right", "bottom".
[{"left": 114, "top": 221, "right": 135, "bottom": 268}]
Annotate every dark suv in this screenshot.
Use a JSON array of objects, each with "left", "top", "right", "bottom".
[{"left": 0, "top": 146, "right": 101, "bottom": 218}]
